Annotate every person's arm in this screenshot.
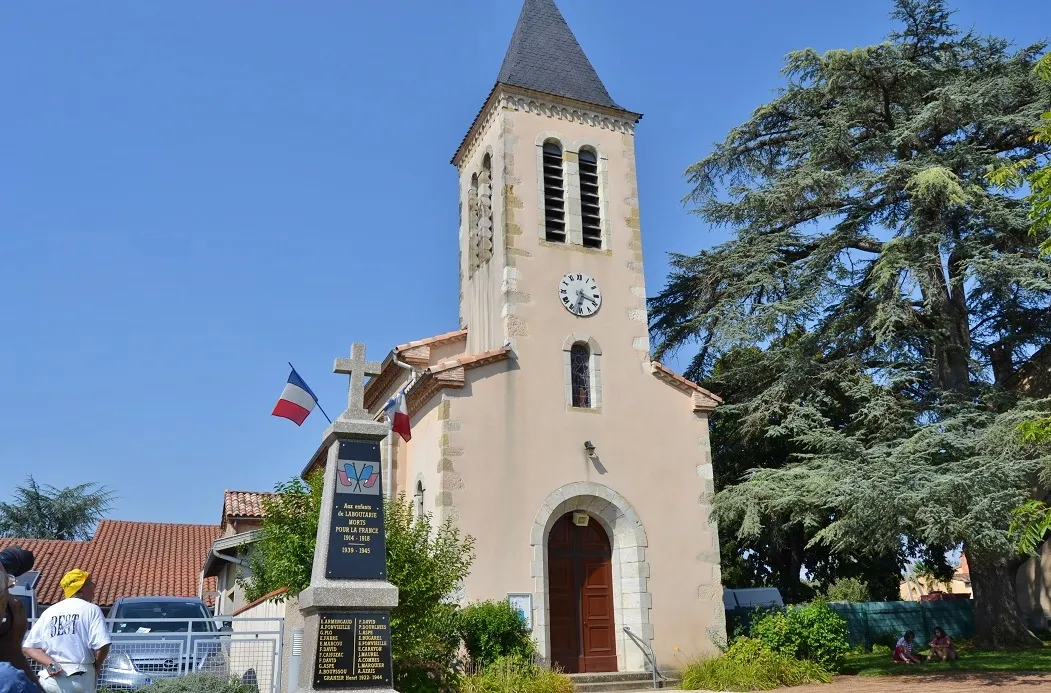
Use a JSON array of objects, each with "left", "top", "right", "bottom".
[
  {"left": 22, "top": 611, "right": 63, "bottom": 679},
  {"left": 22, "top": 648, "right": 62, "bottom": 676},
  {"left": 93, "top": 644, "right": 109, "bottom": 671},
  {"left": 87, "top": 605, "right": 111, "bottom": 672}
]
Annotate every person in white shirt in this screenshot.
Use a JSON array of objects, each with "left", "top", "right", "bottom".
[{"left": 23, "top": 570, "right": 110, "bottom": 693}]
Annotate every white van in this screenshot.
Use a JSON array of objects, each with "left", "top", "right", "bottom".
[{"left": 10, "top": 570, "right": 40, "bottom": 621}]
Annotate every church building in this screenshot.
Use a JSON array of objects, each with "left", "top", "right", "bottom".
[{"left": 360, "top": 0, "right": 725, "bottom": 673}]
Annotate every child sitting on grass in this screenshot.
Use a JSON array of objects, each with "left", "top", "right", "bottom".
[
  {"left": 893, "top": 631, "right": 923, "bottom": 664},
  {"left": 928, "top": 627, "right": 958, "bottom": 662}
]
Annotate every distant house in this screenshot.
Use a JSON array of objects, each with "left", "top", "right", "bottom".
[
  {"left": 0, "top": 520, "right": 220, "bottom": 611},
  {"left": 897, "top": 548, "right": 1051, "bottom": 630},
  {"left": 900, "top": 555, "right": 972, "bottom": 602},
  {"left": 200, "top": 490, "right": 276, "bottom": 616}
]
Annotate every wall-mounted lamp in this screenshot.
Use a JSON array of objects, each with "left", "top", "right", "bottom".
[{"left": 584, "top": 440, "right": 596, "bottom": 456}]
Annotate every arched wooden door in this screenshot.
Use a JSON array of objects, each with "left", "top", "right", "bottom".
[{"left": 548, "top": 512, "right": 617, "bottom": 673}]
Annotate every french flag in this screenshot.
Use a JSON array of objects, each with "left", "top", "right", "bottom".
[
  {"left": 272, "top": 368, "right": 319, "bottom": 426},
  {"left": 384, "top": 390, "right": 411, "bottom": 442}
]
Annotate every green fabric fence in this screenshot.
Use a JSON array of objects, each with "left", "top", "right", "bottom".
[
  {"left": 725, "top": 601, "right": 974, "bottom": 649},
  {"left": 827, "top": 600, "right": 974, "bottom": 648}
]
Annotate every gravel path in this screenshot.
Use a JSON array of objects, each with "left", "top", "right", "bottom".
[{"left": 788, "top": 672, "right": 1051, "bottom": 692}]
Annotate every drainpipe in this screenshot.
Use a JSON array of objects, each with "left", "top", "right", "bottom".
[
  {"left": 386, "top": 355, "right": 419, "bottom": 501},
  {"left": 385, "top": 423, "right": 394, "bottom": 501},
  {"left": 211, "top": 550, "right": 248, "bottom": 568}
]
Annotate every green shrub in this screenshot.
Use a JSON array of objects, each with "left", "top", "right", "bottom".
[
  {"left": 821, "top": 577, "right": 870, "bottom": 603},
  {"left": 871, "top": 643, "right": 891, "bottom": 655},
  {"left": 100, "top": 673, "right": 255, "bottom": 693},
  {"left": 394, "top": 659, "right": 461, "bottom": 693},
  {"left": 680, "top": 638, "right": 832, "bottom": 691},
  {"left": 460, "top": 655, "right": 574, "bottom": 693},
  {"left": 750, "top": 603, "right": 849, "bottom": 671},
  {"left": 873, "top": 630, "right": 900, "bottom": 648},
  {"left": 457, "top": 600, "right": 535, "bottom": 668}
]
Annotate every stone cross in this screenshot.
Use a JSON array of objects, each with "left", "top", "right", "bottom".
[{"left": 333, "top": 343, "right": 382, "bottom": 421}]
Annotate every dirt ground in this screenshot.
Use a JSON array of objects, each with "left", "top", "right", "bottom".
[{"left": 789, "top": 672, "right": 1051, "bottom": 692}]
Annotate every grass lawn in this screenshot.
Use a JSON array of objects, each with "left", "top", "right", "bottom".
[{"left": 842, "top": 645, "right": 1051, "bottom": 676}]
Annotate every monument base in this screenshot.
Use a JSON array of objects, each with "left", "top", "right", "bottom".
[
  {"left": 298, "top": 580, "right": 399, "bottom": 613},
  {"left": 295, "top": 595, "right": 398, "bottom": 692}
]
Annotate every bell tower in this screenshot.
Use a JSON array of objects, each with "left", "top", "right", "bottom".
[
  {"left": 431, "top": 1, "right": 726, "bottom": 670},
  {"left": 453, "top": 0, "right": 646, "bottom": 376}
]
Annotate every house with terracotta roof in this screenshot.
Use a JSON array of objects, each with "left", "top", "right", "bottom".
[
  {"left": 199, "top": 490, "right": 277, "bottom": 616},
  {"left": 900, "top": 555, "right": 972, "bottom": 601},
  {"left": 0, "top": 520, "right": 220, "bottom": 611}
]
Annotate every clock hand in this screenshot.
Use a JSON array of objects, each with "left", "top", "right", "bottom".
[{"left": 581, "top": 295, "right": 598, "bottom": 305}]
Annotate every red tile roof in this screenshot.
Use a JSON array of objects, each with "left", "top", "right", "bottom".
[
  {"left": 223, "top": 490, "right": 275, "bottom": 520},
  {"left": 403, "top": 347, "right": 513, "bottom": 418},
  {"left": 394, "top": 329, "right": 469, "bottom": 357},
  {"left": 0, "top": 520, "right": 221, "bottom": 608},
  {"left": 363, "top": 329, "right": 469, "bottom": 411},
  {"left": 650, "top": 361, "right": 723, "bottom": 411}
]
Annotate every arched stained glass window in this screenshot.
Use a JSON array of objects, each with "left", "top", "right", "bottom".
[
  {"left": 571, "top": 343, "right": 591, "bottom": 408},
  {"left": 414, "top": 480, "right": 425, "bottom": 518}
]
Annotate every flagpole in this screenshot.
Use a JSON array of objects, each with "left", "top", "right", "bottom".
[
  {"left": 289, "top": 362, "right": 333, "bottom": 424},
  {"left": 315, "top": 403, "right": 333, "bottom": 424}
]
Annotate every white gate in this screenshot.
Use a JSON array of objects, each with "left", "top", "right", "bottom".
[{"left": 25, "top": 616, "right": 284, "bottom": 693}]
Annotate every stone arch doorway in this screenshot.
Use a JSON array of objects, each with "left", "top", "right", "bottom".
[
  {"left": 548, "top": 512, "right": 617, "bottom": 673},
  {"left": 530, "top": 482, "right": 654, "bottom": 672}
]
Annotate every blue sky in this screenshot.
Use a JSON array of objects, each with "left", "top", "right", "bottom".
[{"left": 1, "top": 1, "right": 1046, "bottom": 527}]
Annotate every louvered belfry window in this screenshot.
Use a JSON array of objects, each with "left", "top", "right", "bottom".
[
  {"left": 579, "top": 149, "right": 601, "bottom": 248},
  {"left": 543, "top": 142, "right": 566, "bottom": 243},
  {"left": 570, "top": 343, "right": 591, "bottom": 408},
  {"left": 468, "top": 174, "right": 480, "bottom": 277}
]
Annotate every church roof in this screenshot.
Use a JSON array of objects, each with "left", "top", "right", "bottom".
[
  {"left": 452, "top": 0, "right": 640, "bottom": 167},
  {"left": 363, "top": 329, "right": 469, "bottom": 412},
  {"left": 406, "top": 347, "right": 513, "bottom": 417},
  {"left": 650, "top": 361, "right": 723, "bottom": 412},
  {"left": 496, "top": 0, "right": 620, "bottom": 110}
]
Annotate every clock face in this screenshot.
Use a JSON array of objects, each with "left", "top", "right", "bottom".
[{"left": 558, "top": 273, "right": 602, "bottom": 316}]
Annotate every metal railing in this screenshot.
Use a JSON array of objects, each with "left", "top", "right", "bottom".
[
  {"left": 623, "top": 626, "right": 667, "bottom": 689},
  {"left": 24, "top": 617, "right": 284, "bottom": 693}
]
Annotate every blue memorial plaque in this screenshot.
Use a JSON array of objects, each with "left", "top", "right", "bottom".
[{"left": 325, "top": 440, "right": 386, "bottom": 580}]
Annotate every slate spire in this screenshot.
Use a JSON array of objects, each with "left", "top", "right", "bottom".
[{"left": 496, "top": 0, "right": 621, "bottom": 110}]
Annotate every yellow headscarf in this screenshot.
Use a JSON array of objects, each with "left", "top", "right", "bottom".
[{"left": 60, "top": 569, "right": 89, "bottom": 599}]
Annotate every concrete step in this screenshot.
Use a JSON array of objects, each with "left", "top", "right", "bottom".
[
  {"left": 568, "top": 671, "right": 681, "bottom": 693},
  {"left": 569, "top": 672, "right": 655, "bottom": 684}
]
